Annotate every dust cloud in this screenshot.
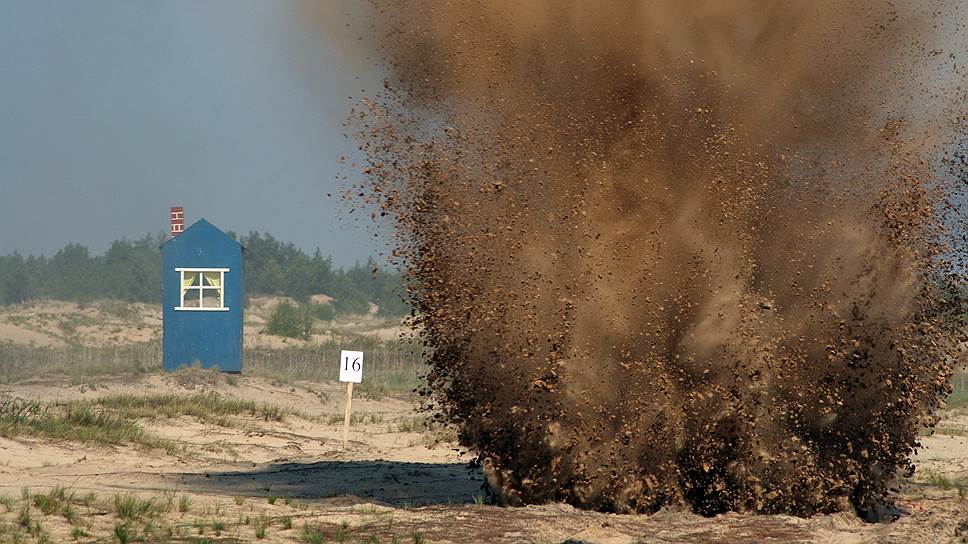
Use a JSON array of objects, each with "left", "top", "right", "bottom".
[{"left": 339, "top": 1, "right": 968, "bottom": 518}]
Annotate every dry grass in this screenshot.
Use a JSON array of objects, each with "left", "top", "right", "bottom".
[
  {"left": 0, "top": 335, "right": 427, "bottom": 396},
  {"left": 0, "top": 390, "right": 299, "bottom": 453},
  {"left": 245, "top": 336, "right": 426, "bottom": 392},
  {"left": 0, "top": 395, "right": 181, "bottom": 454},
  {"left": 946, "top": 372, "right": 968, "bottom": 410},
  {"left": 92, "top": 392, "right": 290, "bottom": 424},
  {"left": 917, "top": 469, "right": 968, "bottom": 497},
  {"left": 0, "top": 487, "right": 429, "bottom": 544}
]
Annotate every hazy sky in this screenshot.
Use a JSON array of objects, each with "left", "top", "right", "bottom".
[
  {"left": 0, "top": 1, "right": 384, "bottom": 267},
  {"left": 1, "top": 2, "right": 963, "bottom": 269}
]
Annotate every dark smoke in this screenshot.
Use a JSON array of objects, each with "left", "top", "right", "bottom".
[{"left": 344, "top": 1, "right": 968, "bottom": 517}]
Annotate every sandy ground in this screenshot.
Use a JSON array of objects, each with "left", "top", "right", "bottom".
[
  {"left": 0, "top": 374, "right": 967, "bottom": 543},
  {"left": 0, "top": 298, "right": 407, "bottom": 349},
  {"left": 0, "top": 321, "right": 63, "bottom": 348}
]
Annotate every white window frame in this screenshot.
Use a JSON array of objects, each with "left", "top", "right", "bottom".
[{"left": 175, "top": 268, "right": 230, "bottom": 311}]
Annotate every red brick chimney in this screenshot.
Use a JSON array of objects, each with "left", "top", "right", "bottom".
[{"left": 170, "top": 206, "right": 184, "bottom": 237}]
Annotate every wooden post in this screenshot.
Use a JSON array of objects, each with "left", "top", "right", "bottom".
[{"left": 342, "top": 381, "right": 354, "bottom": 449}]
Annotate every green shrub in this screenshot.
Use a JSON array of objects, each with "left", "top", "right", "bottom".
[
  {"left": 265, "top": 302, "right": 313, "bottom": 340},
  {"left": 310, "top": 302, "right": 336, "bottom": 322},
  {"left": 331, "top": 289, "right": 371, "bottom": 316}
]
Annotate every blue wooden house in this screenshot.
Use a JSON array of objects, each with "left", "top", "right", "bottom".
[{"left": 161, "top": 218, "right": 244, "bottom": 372}]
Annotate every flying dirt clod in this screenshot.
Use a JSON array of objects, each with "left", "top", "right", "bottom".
[{"left": 344, "top": 0, "right": 968, "bottom": 518}]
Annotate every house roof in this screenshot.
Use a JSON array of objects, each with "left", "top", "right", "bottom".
[{"left": 159, "top": 218, "right": 245, "bottom": 250}]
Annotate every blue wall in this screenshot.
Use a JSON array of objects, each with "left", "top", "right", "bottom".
[{"left": 162, "top": 219, "right": 244, "bottom": 372}]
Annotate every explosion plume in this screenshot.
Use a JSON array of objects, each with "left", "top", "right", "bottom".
[{"left": 344, "top": 0, "right": 967, "bottom": 517}]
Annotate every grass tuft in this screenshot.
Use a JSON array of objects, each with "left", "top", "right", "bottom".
[
  {"left": 32, "top": 486, "right": 71, "bottom": 516},
  {"left": 301, "top": 523, "right": 328, "bottom": 544},
  {"left": 178, "top": 495, "right": 192, "bottom": 514},
  {"left": 16, "top": 504, "right": 30, "bottom": 528},
  {"left": 113, "top": 493, "right": 166, "bottom": 520},
  {"left": 254, "top": 516, "right": 269, "bottom": 539},
  {"left": 114, "top": 522, "right": 133, "bottom": 544}
]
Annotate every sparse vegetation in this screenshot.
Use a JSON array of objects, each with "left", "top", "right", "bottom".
[
  {"left": 113, "top": 493, "right": 167, "bottom": 520},
  {"left": 61, "top": 502, "right": 76, "bottom": 523},
  {"left": 933, "top": 426, "right": 968, "bottom": 437},
  {"left": 254, "top": 516, "right": 269, "bottom": 539},
  {"left": 0, "top": 335, "right": 426, "bottom": 396},
  {"left": 919, "top": 469, "right": 968, "bottom": 497},
  {"left": 93, "top": 392, "right": 289, "bottom": 424},
  {"left": 81, "top": 492, "right": 97, "bottom": 507},
  {"left": 265, "top": 301, "right": 315, "bottom": 340},
  {"left": 16, "top": 504, "right": 30, "bottom": 528},
  {"left": 396, "top": 416, "right": 432, "bottom": 433},
  {"left": 335, "top": 520, "right": 350, "bottom": 542},
  {"left": 311, "top": 301, "right": 336, "bottom": 322},
  {"left": 301, "top": 523, "right": 329, "bottom": 544},
  {"left": 0, "top": 396, "right": 180, "bottom": 453},
  {"left": 421, "top": 425, "right": 458, "bottom": 449},
  {"left": 946, "top": 372, "right": 968, "bottom": 410},
  {"left": 114, "top": 521, "right": 133, "bottom": 544},
  {"left": 31, "top": 487, "right": 68, "bottom": 516}
]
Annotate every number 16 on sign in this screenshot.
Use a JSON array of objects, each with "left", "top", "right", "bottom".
[{"left": 340, "top": 350, "right": 363, "bottom": 449}]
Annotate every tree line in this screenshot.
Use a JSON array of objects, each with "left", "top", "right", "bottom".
[{"left": 0, "top": 232, "right": 409, "bottom": 316}]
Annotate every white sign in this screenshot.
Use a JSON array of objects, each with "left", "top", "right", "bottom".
[{"left": 339, "top": 350, "right": 364, "bottom": 383}]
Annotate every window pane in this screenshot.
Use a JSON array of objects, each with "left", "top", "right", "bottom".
[
  {"left": 182, "top": 272, "right": 200, "bottom": 288},
  {"left": 181, "top": 272, "right": 200, "bottom": 304},
  {"left": 201, "top": 288, "right": 222, "bottom": 308},
  {"left": 183, "top": 287, "right": 202, "bottom": 307},
  {"left": 202, "top": 272, "right": 221, "bottom": 288}
]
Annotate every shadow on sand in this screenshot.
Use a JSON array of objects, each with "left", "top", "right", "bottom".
[{"left": 171, "top": 460, "right": 485, "bottom": 506}]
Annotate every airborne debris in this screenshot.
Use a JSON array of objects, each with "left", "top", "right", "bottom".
[{"left": 348, "top": 0, "right": 967, "bottom": 519}]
